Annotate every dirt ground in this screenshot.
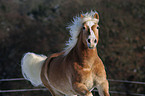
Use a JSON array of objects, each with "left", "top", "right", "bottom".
[{"left": 0, "top": 0, "right": 145, "bottom": 96}]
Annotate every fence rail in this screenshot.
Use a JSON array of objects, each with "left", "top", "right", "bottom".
[
  {"left": 1, "top": 78, "right": 145, "bottom": 85},
  {"left": 0, "top": 88, "right": 145, "bottom": 96},
  {"left": 1, "top": 78, "right": 145, "bottom": 96}
]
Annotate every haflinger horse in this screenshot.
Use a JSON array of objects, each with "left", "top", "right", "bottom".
[{"left": 21, "top": 11, "right": 110, "bottom": 96}]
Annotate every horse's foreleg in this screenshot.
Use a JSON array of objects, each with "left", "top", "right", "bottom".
[
  {"left": 72, "top": 82, "right": 93, "bottom": 96},
  {"left": 97, "top": 80, "right": 110, "bottom": 96}
]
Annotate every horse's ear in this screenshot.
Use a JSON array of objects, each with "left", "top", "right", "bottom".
[
  {"left": 81, "top": 14, "right": 84, "bottom": 18},
  {"left": 94, "top": 13, "right": 99, "bottom": 19}
]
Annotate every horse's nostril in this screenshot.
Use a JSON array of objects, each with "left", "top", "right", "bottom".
[
  {"left": 94, "top": 39, "right": 97, "bottom": 43},
  {"left": 88, "top": 39, "right": 91, "bottom": 43}
]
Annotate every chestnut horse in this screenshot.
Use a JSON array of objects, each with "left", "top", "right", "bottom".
[{"left": 21, "top": 11, "right": 110, "bottom": 96}]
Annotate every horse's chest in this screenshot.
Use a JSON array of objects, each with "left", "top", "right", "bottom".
[
  {"left": 74, "top": 68, "right": 94, "bottom": 89},
  {"left": 83, "top": 75, "right": 94, "bottom": 90}
]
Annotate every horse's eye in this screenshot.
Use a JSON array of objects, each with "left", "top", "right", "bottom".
[
  {"left": 83, "top": 26, "right": 85, "bottom": 30},
  {"left": 97, "top": 26, "right": 100, "bottom": 29}
]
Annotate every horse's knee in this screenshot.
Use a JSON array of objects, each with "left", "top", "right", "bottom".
[
  {"left": 86, "top": 91, "right": 93, "bottom": 96},
  {"left": 97, "top": 80, "right": 110, "bottom": 96},
  {"left": 72, "top": 82, "right": 93, "bottom": 96}
]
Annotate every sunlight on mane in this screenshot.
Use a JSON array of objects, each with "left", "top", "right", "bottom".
[{"left": 63, "top": 11, "right": 99, "bottom": 55}]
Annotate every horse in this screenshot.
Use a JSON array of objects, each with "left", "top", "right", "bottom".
[{"left": 21, "top": 11, "right": 110, "bottom": 96}]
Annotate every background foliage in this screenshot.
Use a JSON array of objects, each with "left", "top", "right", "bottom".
[{"left": 0, "top": 0, "right": 145, "bottom": 96}]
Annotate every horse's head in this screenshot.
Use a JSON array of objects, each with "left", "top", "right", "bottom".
[
  {"left": 64, "top": 11, "right": 100, "bottom": 55},
  {"left": 81, "top": 13, "right": 99, "bottom": 49}
]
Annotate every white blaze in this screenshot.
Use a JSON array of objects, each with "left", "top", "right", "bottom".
[{"left": 86, "top": 21, "right": 97, "bottom": 41}]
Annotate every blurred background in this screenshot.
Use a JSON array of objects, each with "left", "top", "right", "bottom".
[{"left": 0, "top": 0, "right": 145, "bottom": 96}]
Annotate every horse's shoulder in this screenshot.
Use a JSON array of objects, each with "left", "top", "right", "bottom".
[
  {"left": 94, "top": 56, "right": 104, "bottom": 66},
  {"left": 92, "top": 57, "right": 106, "bottom": 77}
]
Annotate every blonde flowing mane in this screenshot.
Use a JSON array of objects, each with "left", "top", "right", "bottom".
[{"left": 64, "top": 11, "right": 99, "bottom": 55}]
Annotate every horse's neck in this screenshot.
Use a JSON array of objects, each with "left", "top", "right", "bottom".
[
  {"left": 76, "top": 42, "right": 98, "bottom": 62},
  {"left": 67, "top": 35, "right": 98, "bottom": 67},
  {"left": 78, "top": 32, "right": 98, "bottom": 59}
]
